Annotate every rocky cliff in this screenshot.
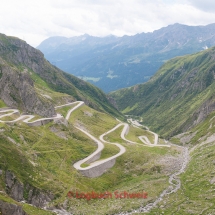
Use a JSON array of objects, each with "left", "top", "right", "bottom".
[
  {"left": 0, "top": 33, "right": 123, "bottom": 120},
  {"left": 0, "top": 169, "right": 54, "bottom": 214},
  {"left": 0, "top": 57, "right": 55, "bottom": 117},
  {"left": 0, "top": 34, "right": 56, "bottom": 117},
  {"left": 5, "top": 170, "right": 54, "bottom": 208},
  {"left": 0, "top": 200, "right": 27, "bottom": 215}
]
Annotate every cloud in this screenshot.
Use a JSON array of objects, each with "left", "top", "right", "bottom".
[
  {"left": 187, "top": 0, "right": 215, "bottom": 12},
  {"left": 0, "top": 0, "right": 215, "bottom": 47}
]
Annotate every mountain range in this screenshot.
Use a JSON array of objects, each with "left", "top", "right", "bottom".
[
  {"left": 2, "top": 26, "right": 215, "bottom": 214},
  {"left": 0, "top": 33, "right": 179, "bottom": 215},
  {"left": 38, "top": 23, "right": 215, "bottom": 92}
]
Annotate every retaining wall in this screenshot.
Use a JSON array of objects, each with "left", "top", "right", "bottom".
[{"left": 79, "top": 158, "right": 116, "bottom": 178}]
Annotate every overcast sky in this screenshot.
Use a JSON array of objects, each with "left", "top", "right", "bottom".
[{"left": 1, "top": 0, "right": 215, "bottom": 47}]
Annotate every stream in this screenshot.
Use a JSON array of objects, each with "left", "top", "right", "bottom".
[{"left": 116, "top": 145, "right": 189, "bottom": 214}]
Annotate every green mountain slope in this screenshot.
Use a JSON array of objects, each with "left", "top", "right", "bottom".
[
  {"left": 0, "top": 104, "right": 180, "bottom": 214},
  {"left": 149, "top": 110, "right": 215, "bottom": 214},
  {"left": 2, "top": 32, "right": 215, "bottom": 214},
  {"left": 110, "top": 46, "right": 215, "bottom": 138},
  {"left": 0, "top": 33, "right": 182, "bottom": 214},
  {"left": 0, "top": 33, "right": 123, "bottom": 120}
]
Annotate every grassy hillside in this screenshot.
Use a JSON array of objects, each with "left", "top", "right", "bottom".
[
  {"left": 0, "top": 33, "right": 124, "bottom": 120},
  {"left": 0, "top": 104, "right": 180, "bottom": 214},
  {"left": 2, "top": 33, "right": 215, "bottom": 214},
  {"left": 110, "top": 46, "right": 215, "bottom": 138},
  {"left": 148, "top": 110, "right": 215, "bottom": 214}
]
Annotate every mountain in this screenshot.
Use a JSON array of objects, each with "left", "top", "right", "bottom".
[
  {"left": 0, "top": 33, "right": 183, "bottom": 214},
  {"left": 2, "top": 33, "right": 215, "bottom": 214},
  {"left": 108, "top": 46, "right": 215, "bottom": 213},
  {"left": 37, "top": 23, "right": 215, "bottom": 92},
  {"left": 0, "top": 33, "right": 123, "bottom": 119},
  {"left": 110, "top": 46, "right": 215, "bottom": 138}
]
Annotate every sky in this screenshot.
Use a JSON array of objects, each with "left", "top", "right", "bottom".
[{"left": 1, "top": 0, "right": 215, "bottom": 47}]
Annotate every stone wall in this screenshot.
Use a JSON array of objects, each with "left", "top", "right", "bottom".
[{"left": 79, "top": 158, "right": 116, "bottom": 178}]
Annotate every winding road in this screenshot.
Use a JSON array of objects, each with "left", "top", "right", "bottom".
[
  {"left": 0, "top": 109, "right": 63, "bottom": 126},
  {"left": 128, "top": 118, "right": 170, "bottom": 147},
  {"left": 72, "top": 125, "right": 126, "bottom": 177},
  {"left": 64, "top": 107, "right": 126, "bottom": 177},
  {"left": 0, "top": 101, "right": 170, "bottom": 178},
  {"left": 0, "top": 101, "right": 187, "bottom": 214}
]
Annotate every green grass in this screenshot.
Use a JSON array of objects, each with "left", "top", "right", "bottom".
[
  {"left": 0, "top": 115, "right": 17, "bottom": 121},
  {"left": 111, "top": 47, "right": 215, "bottom": 138},
  {"left": 99, "top": 143, "right": 120, "bottom": 159},
  {"left": 0, "top": 193, "right": 17, "bottom": 204},
  {"left": 22, "top": 204, "right": 55, "bottom": 215},
  {"left": 68, "top": 105, "right": 118, "bottom": 137},
  {"left": 0, "top": 110, "right": 180, "bottom": 215},
  {"left": 27, "top": 114, "right": 43, "bottom": 122},
  {"left": 29, "top": 70, "right": 51, "bottom": 89},
  {"left": 0, "top": 111, "right": 18, "bottom": 121},
  {"left": 126, "top": 126, "right": 154, "bottom": 144},
  {"left": 170, "top": 136, "right": 182, "bottom": 145},
  {"left": 80, "top": 163, "right": 90, "bottom": 168},
  {"left": 64, "top": 127, "right": 175, "bottom": 214},
  {"left": 0, "top": 99, "right": 6, "bottom": 108},
  {"left": 55, "top": 103, "right": 78, "bottom": 117},
  {"left": 30, "top": 69, "right": 76, "bottom": 106},
  {"left": 103, "top": 125, "right": 124, "bottom": 143},
  {"left": 150, "top": 142, "right": 215, "bottom": 214},
  {"left": 0, "top": 122, "right": 97, "bottom": 197}
]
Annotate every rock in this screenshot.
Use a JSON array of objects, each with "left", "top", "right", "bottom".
[
  {"left": 29, "top": 191, "right": 53, "bottom": 208},
  {"left": 5, "top": 171, "right": 54, "bottom": 208},
  {"left": 5, "top": 171, "right": 23, "bottom": 202},
  {"left": 0, "top": 61, "right": 55, "bottom": 117},
  {"left": 0, "top": 200, "right": 28, "bottom": 215},
  {"left": 210, "top": 177, "right": 215, "bottom": 184},
  {"left": 191, "top": 99, "right": 215, "bottom": 129},
  {"left": 55, "top": 118, "right": 68, "bottom": 126},
  {"left": 84, "top": 111, "right": 93, "bottom": 117},
  {"left": 7, "top": 137, "right": 18, "bottom": 146},
  {"left": 25, "top": 184, "right": 54, "bottom": 208}
]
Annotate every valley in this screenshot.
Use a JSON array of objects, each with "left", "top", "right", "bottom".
[
  {"left": 38, "top": 23, "right": 215, "bottom": 92},
  {"left": 0, "top": 33, "right": 184, "bottom": 214},
  {"left": 0, "top": 98, "right": 183, "bottom": 215},
  {"left": 110, "top": 45, "right": 215, "bottom": 214},
  {"left": 1, "top": 26, "right": 215, "bottom": 215}
]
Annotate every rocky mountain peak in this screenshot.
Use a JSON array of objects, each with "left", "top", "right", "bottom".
[{"left": 0, "top": 34, "right": 56, "bottom": 117}]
